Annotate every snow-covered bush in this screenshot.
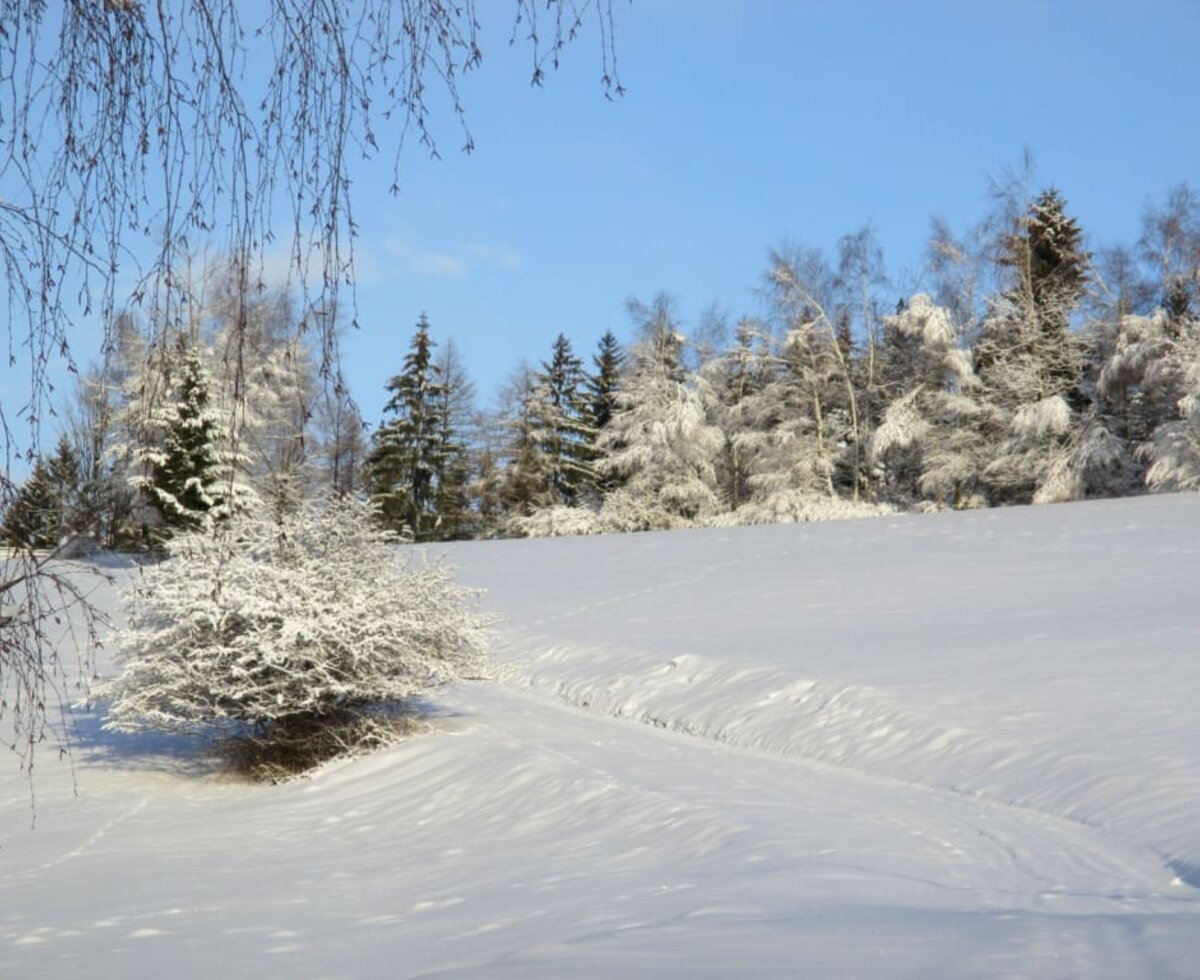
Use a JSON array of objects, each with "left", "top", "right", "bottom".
[
  {"left": 506, "top": 504, "right": 606, "bottom": 538},
  {"left": 707, "top": 493, "right": 894, "bottom": 527},
  {"left": 98, "top": 494, "right": 491, "bottom": 776},
  {"left": 508, "top": 495, "right": 696, "bottom": 538}
]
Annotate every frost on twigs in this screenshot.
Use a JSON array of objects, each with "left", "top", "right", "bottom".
[{"left": 96, "top": 495, "right": 492, "bottom": 779}]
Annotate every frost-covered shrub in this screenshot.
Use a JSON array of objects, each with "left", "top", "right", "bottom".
[
  {"left": 596, "top": 487, "right": 698, "bottom": 533},
  {"left": 509, "top": 495, "right": 696, "bottom": 538},
  {"left": 708, "top": 493, "right": 894, "bottom": 527},
  {"left": 506, "top": 504, "right": 606, "bottom": 538},
  {"left": 98, "top": 494, "right": 491, "bottom": 775}
]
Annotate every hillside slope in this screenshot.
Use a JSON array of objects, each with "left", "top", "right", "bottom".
[{"left": 2, "top": 494, "right": 1198, "bottom": 977}]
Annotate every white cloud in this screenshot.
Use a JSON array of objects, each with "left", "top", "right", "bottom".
[
  {"left": 459, "top": 242, "right": 525, "bottom": 273},
  {"left": 382, "top": 235, "right": 524, "bottom": 280},
  {"left": 250, "top": 235, "right": 524, "bottom": 288},
  {"left": 384, "top": 237, "right": 468, "bottom": 279},
  {"left": 257, "top": 238, "right": 388, "bottom": 289}
]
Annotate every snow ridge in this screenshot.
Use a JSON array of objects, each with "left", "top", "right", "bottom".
[{"left": 505, "top": 640, "right": 1200, "bottom": 887}]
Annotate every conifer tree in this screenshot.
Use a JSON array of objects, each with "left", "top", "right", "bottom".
[
  {"left": 431, "top": 339, "right": 476, "bottom": 540},
  {"left": 472, "top": 443, "right": 506, "bottom": 537},
  {"left": 585, "top": 330, "right": 625, "bottom": 492},
  {"left": 586, "top": 331, "right": 625, "bottom": 432},
  {"left": 596, "top": 297, "right": 724, "bottom": 529},
  {"left": 497, "top": 365, "right": 557, "bottom": 519},
  {"left": 704, "top": 318, "right": 772, "bottom": 512},
  {"left": 994, "top": 187, "right": 1089, "bottom": 390},
  {"left": 125, "top": 336, "right": 228, "bottom": 542},
  {"left": 535, "top": 334, "right": 595, "bottom": 506},
  {"left": 45, "top": 434, "right": 85, "bottom": 539},
  {"left": 365, "top": 314, "right": 449, "bottom": 541},
  {"left": 1135, "top": 311, "right": 1200, "bottom": 491},
  {"left": 869, "top": 294, "right": 984, "bottom": 507},
  {"left": 2, "top": 459, "right": 58, "bottom": 548},
  {"left": 974, "top": 188, "right": 1093, "bottom": 503}
]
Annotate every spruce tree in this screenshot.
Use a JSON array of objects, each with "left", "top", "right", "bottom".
[
  {"left": 973, "top": 188, "right": 1093, "bottom": 503},
  {"left": 584, "top": 330, "right": 625, "bottom": 493},
  {"left": 127, "top": 337, "right": 227, "bottom": 542},
  {"left": 596, "top": 299, "right": 724, "bottom": 529},
  {"left": 430, "top": 339, "right": 475, "bottom": 540},
  {"left": 535, "top": 334, "right": 595, "bottom": 507},
  {"left": 497, "top": 367, "right": 557, "bottom": 518},
  {"left": 979, "top": 187, "right": 1089, "bottom": 400},
  {"left": 586, "top": 331, "right": 624, "bottom": 432},
  {"left": 2, "top": 460, "right": 58, "bottom": 548},
  {"left": 705, "top": 319, "right": 772, "bottom": 512},
  {"left": 1, "top": 434, "right": 87, "bottom": 549},
  {"left": 869, "top": 294, "right": 983, "bottom": 508},
  {"left": 45, "top": 434, "right": 84, "bottom": 539},
  {"left": 365, "top": 314, "right": 449, "bottom": 541}
]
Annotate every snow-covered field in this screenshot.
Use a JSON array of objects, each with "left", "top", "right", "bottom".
[{"left": 2, "top": 494, "right": 1199, "bottom": 978}]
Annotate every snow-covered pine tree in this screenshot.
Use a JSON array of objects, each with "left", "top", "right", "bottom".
[
  {"left": 996, "top": 188, "right": 1089, "bottom": 380},
  {"left": 703, "top": 318, "right": 773, "bottom": 512},
  {"left": 1092, "top": 310, "right": 1184, "bottom": 492},
  {"left": 973, "top": 188, "right": 1094, "bottom": 504},
  {"left": 595, "top": 297, "right": 724, "bottom": 530},
  {"left": 45, "top": 434, "right": 85, "bottom": 540},
  {"left": 0, "top": 435, "right": 86, "bottom": 547},
  {"left": 1, "top": 459, "right": 58, "bottom": 548},
  {"left": 869, "top": 294, "right": 985, "bottom": 508},
  {"left": 365, "top": 314, "right": 449, "bottom": 541},
  {"left": 97, "top": 493, "right": 492, "bottom": 777},
  {"left": 471, "top": 441, "right": 507, "bottom": 538},
  {"left": 122, "top": 334, "right": 229, "bottom": 543},
  {"left": 503, "top": 335, "right": 605, "bottom": 536},
  {"left": 587, "top": 330, "right": 624, "bottom": 431},
  {"left": 431, "top": 339, "right": 476, "bottom": 540},
  {"left": 584, "top": 330, "right": 625, "bottom": 493},
  {"left": 535, "top": 334, "right": 596, "bottom": 507},
  {"left": 1138, "top": 310, "right": 1200, "bottom": 491},
  {"left": 497, "top": 364, "right": 558, "bottom": 520}
]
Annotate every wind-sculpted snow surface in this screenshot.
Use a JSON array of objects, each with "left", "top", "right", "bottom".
[
  {"left": 470, "top": 495, "right": 1200, "bottom": 885},
  {"left": 2, "top": 494, "right": 1199, "bottom": 977},
  {"left": 508, "top": 643, "right": 1200, "bottom": 887}
]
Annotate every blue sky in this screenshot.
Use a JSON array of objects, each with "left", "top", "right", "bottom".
[
  {"left": 339, "top": 0, "right": 1199, "bottom": 417},
  {"left": 3, "top": 0, "right": 1199, "bottom": 444}
]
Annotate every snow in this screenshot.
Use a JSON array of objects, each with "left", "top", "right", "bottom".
[{"left": 3, "top": 493, "right": 1200, "bottom": 977}]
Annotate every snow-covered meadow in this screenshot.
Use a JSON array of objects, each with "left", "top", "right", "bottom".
[{"left": 2, "top": 493, "right": 1199, "bottom": 977}]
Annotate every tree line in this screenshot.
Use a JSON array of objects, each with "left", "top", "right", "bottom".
[{"left": 5, "top": 179, "right": 1200, "bottom": 548}]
